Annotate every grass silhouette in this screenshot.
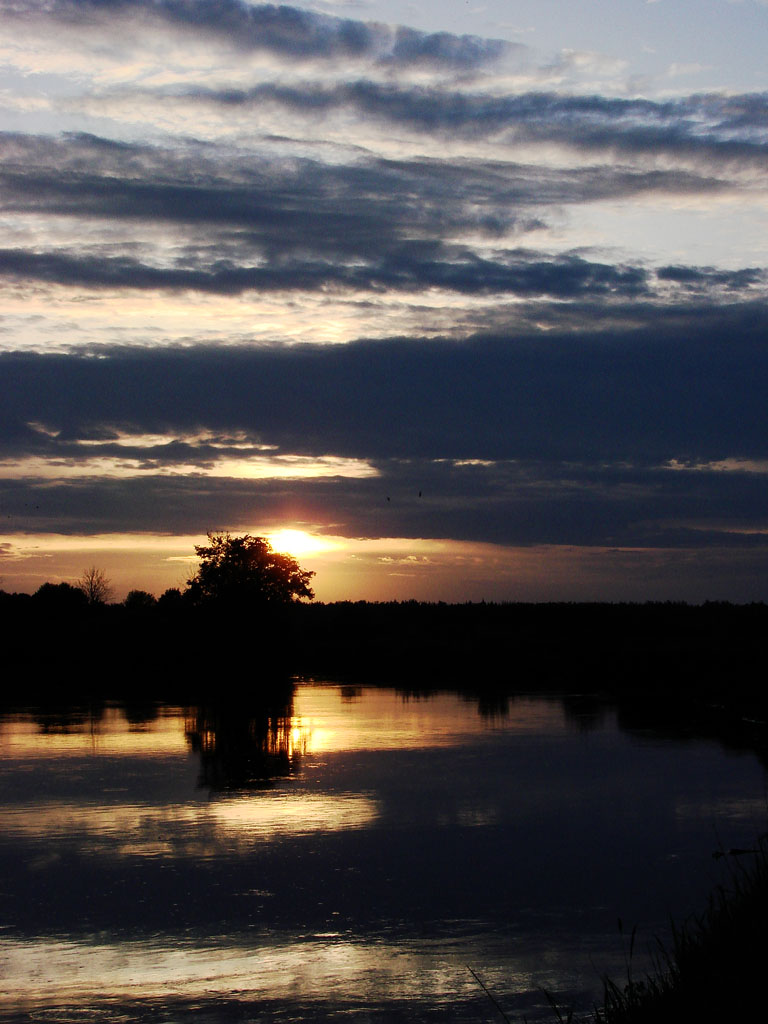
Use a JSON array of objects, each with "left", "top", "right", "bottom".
[{"left": 588, "top": 835, "right": 768, "bottom": 1023}]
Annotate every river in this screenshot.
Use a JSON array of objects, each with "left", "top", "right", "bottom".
[{"left": 0, "top": 682, "right": 765, "bottom": 1022}]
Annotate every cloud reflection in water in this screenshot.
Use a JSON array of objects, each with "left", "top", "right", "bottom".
[
  {"left": 1, "top": 685, "right": 766, "bottom": 1023},
  {"left": 0, "top": 932, "right": 542, "bottom": 1020}
]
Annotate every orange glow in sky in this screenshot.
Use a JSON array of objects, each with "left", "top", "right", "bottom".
[
  {"left": 266, "top": 529, "right": 340, "bottom": 558},
  {"left": 2, "top": 528, "right": 757, "bottom": 604}
]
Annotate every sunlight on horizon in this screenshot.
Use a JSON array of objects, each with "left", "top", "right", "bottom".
[
  {"left": 2, "top": 529, "right": 763, "bottom": 604},
  {"left": 266, "top": 529, "right": 341, "bottom": 558}
]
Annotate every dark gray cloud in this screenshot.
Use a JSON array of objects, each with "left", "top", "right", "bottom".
[
  {"left": 6, "top": 130, "right": 756, "bottom": 311},
  {"left": 172, "top": 80, "right": 768, "bottom": 162},
  {"left": 657, "top": 266, "right": 763, "bottom": 291},
  {"left": 1, "top": 131, "right": 750, "bottom": 302},
  {"left": 2, "top": 456, "right": 767, "bottom": 551},
  {"left": 3, "top": 305, "right": 767, "bottom": 554},
  {"left": 1, "top": 132, "right": 721, "bottom": 238},
  {"left": 1, "top": 134, "right": 519, "bottom": 250},
  {"left": 3, "top": 0, "right": 512, "bottom": 69},
  {"left": 387, "top": 25, "right": 510, "bottom": 70},
  {"left": 5, "top": 0, "right": 758, "bottom": 164},
  {"left": 0, "top": 246, "right": 651, "bottom": 297},
  {"left": 3, "top": 305, "right": 767, "bottom": 467}
]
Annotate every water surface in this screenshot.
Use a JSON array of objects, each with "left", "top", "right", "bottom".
[{"left": 1, "top": 684, "right": 765, "bottom": 1022}]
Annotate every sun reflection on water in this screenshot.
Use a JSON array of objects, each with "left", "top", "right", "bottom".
[
  {"left": 0, "top": 933, "right": 539, "bottom": 1015},
  {"left": 1, "top": 793, "right": 381, "bottom": 853},
  {"left": 0, "top": 684, "right": 766, "bottom": 1024},
  {"left": 0, "top": 706, "right": 189, "bottom": 759},
  {"left": 289, "top": 684, "right": 566, "bottom": 753}
]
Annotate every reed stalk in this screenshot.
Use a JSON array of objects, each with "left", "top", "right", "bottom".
[{"left": 589, "top": 835, "right": 768, "bottom": 1024}]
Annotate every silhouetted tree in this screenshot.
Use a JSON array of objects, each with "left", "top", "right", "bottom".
[
  {"left": 124, "top": 589, "right": 157, "bottom": 610},
  {"left": 33, "top": 581, "right": 88, "bottom": 612},
  {"left": 186, "top": 532, "right": 315, "bottom": 608},
  {"left": 77, "top": 566, "right": 114, "bottom": 605},
  {"left": 158, "top": 587, "right": 184, "bottom": 611}
]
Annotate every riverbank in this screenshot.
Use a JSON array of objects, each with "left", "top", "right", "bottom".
[
  {"left": 6, "top": 597, "right": 766, "bottom": 766},
  {"left": 5, "top": 594, "right": 767, "bottom": 688},
  {"left": 584, "top": 837, "right": 768, "bottom": 1024}
]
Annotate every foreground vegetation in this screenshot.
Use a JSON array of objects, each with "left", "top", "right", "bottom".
[{"left": 579, "top": 838, "right": 768, "bottom": 1024}]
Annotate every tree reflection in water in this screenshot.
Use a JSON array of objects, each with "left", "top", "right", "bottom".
[
  {"left": 184, "top": 685, "right": 300, "bottom": 791},
  {"left": 5, "top": 681, "right": 766, "bottom": 781},
  {"left": 31, "top": 702, "right": 107, "bottom": 734}
]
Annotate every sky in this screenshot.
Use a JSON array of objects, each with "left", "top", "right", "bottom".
[{"left": 1, "top": 0, "right": 767, "bottom": 603}]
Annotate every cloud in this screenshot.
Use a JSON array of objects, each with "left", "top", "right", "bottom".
[
  {"left": 387, "top": 25, "right": 510, "bottom": 70},
  {"left": 3, "top": 131, "right": 753, "bottom": 306},
  {"left": 1, "top": 0, "right": 514, "bottom": 70},
  {"left": 0, "top": 246, "right": 653, "bottom": 298},
  {"left": 0, "top": 131, "right": 726, "bottom": 239},
  {"left": 158, "top": 81, "right": 768, "bottom": 164},
  {"left": 2, "top": 453, "right": 767, "bottom": 551},
  {"left": 2, "top": 306, "right": 767, "bottom": 468},
  {"left": 656, "top": 266, "right": 764, "bottom": 290},
  {"left": 2, "top": 306, "right": 767, "bottom": 559},
  {"left": 1, "top": 2, "right": 766, "bottom": 602}
]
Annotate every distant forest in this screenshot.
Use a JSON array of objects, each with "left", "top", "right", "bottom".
[{"left": 4, "top": 578, "right": 766, "bottom": 703}]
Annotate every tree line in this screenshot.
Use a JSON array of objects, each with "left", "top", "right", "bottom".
[
  {"left": 3, "top": 533, "right": 767, "bottom": 709},
  {"left": 2, "top": 532, "right": 315, "bottom": 612}
]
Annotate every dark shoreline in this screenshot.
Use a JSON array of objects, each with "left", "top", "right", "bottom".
[
  {"left": 4, "top": 597, "right": 768, "bottom": 778},
  {"left": 5, "top": 594, "right": 766, "bottom": 701}
]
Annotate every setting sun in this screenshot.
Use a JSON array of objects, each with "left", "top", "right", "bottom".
[{"left": 266, "top": 530, "right": 337, "bottom": 558}]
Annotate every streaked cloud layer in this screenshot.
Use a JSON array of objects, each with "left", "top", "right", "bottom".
[{"left": 1, "top": 0, "right": 767, "bottom": 600}]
